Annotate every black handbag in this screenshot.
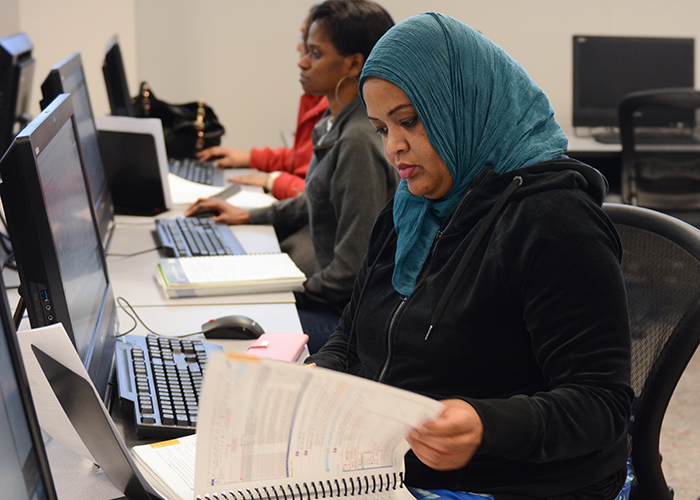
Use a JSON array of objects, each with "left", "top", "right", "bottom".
[{"left": 133, "top": 81, "right": 225, "bottom": 159}]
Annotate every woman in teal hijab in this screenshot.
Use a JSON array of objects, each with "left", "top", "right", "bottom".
[
  {"left": 308, "top": 11, "right": 632, "bottom": 500},
  {"left": 360, "top": 12, "right": 569, "bottom": 297}
]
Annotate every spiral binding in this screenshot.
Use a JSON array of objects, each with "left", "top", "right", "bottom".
[{"left": 197, "top": 472, "right": 405, "bottom": 500}]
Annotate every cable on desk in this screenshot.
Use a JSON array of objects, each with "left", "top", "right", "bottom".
[
  {"left": 103, "top": 222, "right": 118, "bottom": 250},
  {"left": 12, "top": 296, "right": 25, "bottom": 332},
  {"left": 2, "top": 250, "right": 16, "bottom": 271},
  {"left": 0, "top": 212, "right": 16, "bottom": 270},
  {"left": 105, "top": 246, "right": 161, "bottom": 258},
  {"left": 115, "top": 296, "right": 203, "bottom": 338}
]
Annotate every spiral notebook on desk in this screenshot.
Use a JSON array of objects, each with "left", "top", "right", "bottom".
[
  {"left": 156, "top": 253, "right": 306, "bottom": 298},
  {"left": 131, "top": 353, "right": 445, "bottom": 500}
]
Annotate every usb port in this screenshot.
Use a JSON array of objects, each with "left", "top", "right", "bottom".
[{"left": 40, "top": 289, "right": 49, "bottom": 302}]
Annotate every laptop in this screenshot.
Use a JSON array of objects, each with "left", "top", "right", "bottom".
[{"left": 95, "top": 115, "right": 173, "bottom": 216}]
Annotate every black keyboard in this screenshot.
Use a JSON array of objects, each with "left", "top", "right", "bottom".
[
  {"left": 594, "top": 131, "right": 700, "bottom": 145},
  {"left": 155, "top": 217, "right": 245, "bottom": 257},
  {"left": 168, "top": 157, "right": 218, "bottom": 185},
  {"left": 115, "top": 334, "right": 223, "bottom": 439}
]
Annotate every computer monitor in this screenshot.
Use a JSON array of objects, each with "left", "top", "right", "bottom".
[
  {"left": 0, "top": 272, "right": 59, "bottom": 500},
  {"left": 40, "top": 52, "right": 115, "bottom": 248},
  {"left": 0, "top": 93, "right": 119, "bottom": 403},
  {"left": 102, "top": 35, "right": 135, "bottom": 117},
  {"left": 572, "top": 35, "right": 695, "bottom": 128},
  {"left": 0, "top": 32, "right": 35, "bottom": 155}
]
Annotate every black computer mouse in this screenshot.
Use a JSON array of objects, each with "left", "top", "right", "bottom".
[
  {"left": 201, "top": 315, "right": 265, "bottom": 340},
  {"left": 189, "top": 209, "right": 219, "bottom": 218}
]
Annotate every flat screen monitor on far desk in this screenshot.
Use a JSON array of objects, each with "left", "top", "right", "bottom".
[
  {"left": 573, "top": 35, "right": 695, "bottom": 143},
  {"left": 0, "top": 93, "right": 119, "bottom": 404}
]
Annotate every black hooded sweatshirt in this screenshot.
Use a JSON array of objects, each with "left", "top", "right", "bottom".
[{"left": 307, "top": 158, "right": 633, "bottom": 500}]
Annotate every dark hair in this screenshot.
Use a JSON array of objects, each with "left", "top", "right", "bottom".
[{"left": 311, "top": 0, "right": 394, "bottom": 61}]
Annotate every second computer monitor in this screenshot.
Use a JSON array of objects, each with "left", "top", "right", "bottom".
[
  {"left": 573, "top": 35, "right": 695, "bottom": 129},
  {"left": 40, "top": 52, "right": 114, "bottom": 247},
  {"left": 0, "top": 94, "right": 119, "bottom": 403}
]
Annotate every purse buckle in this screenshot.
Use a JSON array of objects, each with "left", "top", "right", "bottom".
[{"left": 140, "top": 82, "right": 152, "bottom": 116}]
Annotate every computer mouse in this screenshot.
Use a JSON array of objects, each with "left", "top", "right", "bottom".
[
  {"left": 189, "top": 209, "right": 219, "bottom": 218},
  {"left": 201, "top": 315, "right": 265, "bottom": 340}
]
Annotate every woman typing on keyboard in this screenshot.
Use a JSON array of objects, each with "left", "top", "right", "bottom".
[{"left": 184, "top": 0, "right": 399, "bottom": 354}]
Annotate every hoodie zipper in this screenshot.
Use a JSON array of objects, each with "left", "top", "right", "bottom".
[
  {"left": 377, "top": 189, "right": 475, "bottom": 382},
  {"left": 377, "top": 297, "right": 406, "bottom": 382}
]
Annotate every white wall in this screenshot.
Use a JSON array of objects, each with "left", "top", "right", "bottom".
[
  {"left": 132, "top": 0, "right": 700, "bottom": 148},
  {"left": 1, "top": 0, "right": 138, "bottom": 130},
  {"left": 6, "top": 0, "right": 700, "bottom": 150},
  {"left": 0, "top": 1, "right": 19, "bottom": 36}
]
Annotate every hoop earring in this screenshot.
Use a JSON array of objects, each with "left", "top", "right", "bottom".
[{"left": 334, "top": 75, "right": 350, "bottom": 107}]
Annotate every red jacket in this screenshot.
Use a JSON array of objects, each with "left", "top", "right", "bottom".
[{"left": 249, "top": 94, "right": 328, "bottom": 199}]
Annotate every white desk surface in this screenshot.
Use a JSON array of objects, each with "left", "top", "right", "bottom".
[{"left": 116, "top": 302, "right": 303, "bottom": 338}]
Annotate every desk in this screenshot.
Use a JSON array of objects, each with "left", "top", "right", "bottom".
[{"left": 567, "top": 135, "right": 700, "bottom": 199}]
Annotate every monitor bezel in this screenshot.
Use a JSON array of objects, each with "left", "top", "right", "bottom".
[{"left": 40, "top": 52, "right": 115, "bottom": 248}]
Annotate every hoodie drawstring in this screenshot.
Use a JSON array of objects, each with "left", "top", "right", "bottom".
[{"left": 425, "top": 175, "right": 523, "bottom": 340}]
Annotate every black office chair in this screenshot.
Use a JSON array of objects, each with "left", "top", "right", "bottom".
[
  {"left": 603, "top": 203, "right": 700, "bottom": 500},
  {"left": 618, "top": 88, "right": 700, "bottom": 214}
]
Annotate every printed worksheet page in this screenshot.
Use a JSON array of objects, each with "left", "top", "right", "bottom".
[{"left": 194, "top": 354, "right": 444, "bottom": 499}]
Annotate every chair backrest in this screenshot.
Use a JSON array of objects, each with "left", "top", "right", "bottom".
[
  {"left": 618, "top": 88, "right": 700, "bottom": 210},
  {"left": 603, "top": 203, "right": 700, "bottom": 500}
]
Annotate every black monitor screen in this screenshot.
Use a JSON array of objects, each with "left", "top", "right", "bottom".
[
  {"left": 0, "top": 32, "right": 35, "bottom": 155},
  {"left": 573, "top": 35, "right": 695, "bottom": 128},
  {"left": 0, "top": 274, "right": 58, "bottom": 500},
  {"left": 41, "top": 53, "right": 114, "bottom": 247},
  {"left": 38, "top": 117, "right": 108, "bottom": 347},
  {"left": 102, "top": 36, "right": 134, "bottom": 117},
  {"left": 0, "top": 94, "right": 118, "bottom": 402}
]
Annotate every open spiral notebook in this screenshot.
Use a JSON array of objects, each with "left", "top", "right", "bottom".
[{"left": 134, "top": 353, "right": 445, "bottom": 500}]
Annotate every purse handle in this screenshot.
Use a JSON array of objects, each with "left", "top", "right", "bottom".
[{"left": 195, "top": 100, "right": 206, "bottom": 151}]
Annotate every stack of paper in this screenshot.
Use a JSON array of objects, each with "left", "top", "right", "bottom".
[{"left": 156, "top": 253, "right": 306, "bottom": 298}]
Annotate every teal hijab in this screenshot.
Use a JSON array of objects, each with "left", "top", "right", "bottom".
[{"left": 359, "top": 13, "right": 568, "bottom": 296}]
